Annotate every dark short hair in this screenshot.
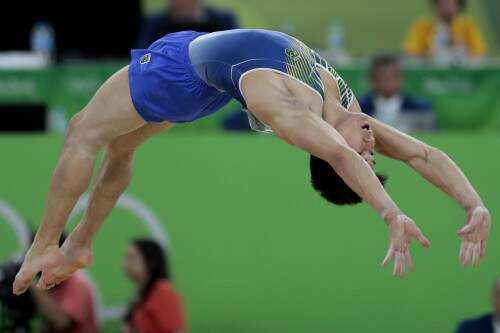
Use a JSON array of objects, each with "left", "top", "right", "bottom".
[
  {"left": 370, "top": 53, "right": 400, "bottom": 78},
  {"left": 310, "top": 155, "right": 387, "bottom": 205}
]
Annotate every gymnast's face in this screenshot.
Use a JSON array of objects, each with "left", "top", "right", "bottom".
[
  {"left": 336, "top": 114, "right": 376, "bottom": 167},
  {"left": 122, "top": 244, "right": 147, "bottom": 286}
]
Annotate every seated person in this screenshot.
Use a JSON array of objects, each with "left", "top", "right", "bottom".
[
  {"left": 122, "top": 239, "right": 185, "bottom": 333},
  {"left": 403, "top": 0, "right": 486, "bottom": 63},
  {"left": 456, "top": 277, "right": 500, "bottom": 333},
  {"left": 30, "top": 235, "right": 99, "bottom": 333},
  {"left": 135, "top": 0, "right": 238, "bottom": 48},
  {"left": 359, "top": 54, "right": 435, "bottom": 133}
]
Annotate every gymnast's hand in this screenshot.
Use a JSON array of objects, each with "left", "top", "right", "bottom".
[
  {"left": 382, "top": 214, "right": 431, "bottom": 278},
  {"left": 457, "top": 206, "right": 491, "bottom": 267}
]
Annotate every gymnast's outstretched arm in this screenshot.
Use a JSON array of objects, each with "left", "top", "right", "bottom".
[
  {"left": 241, "top": 69, "right": 430, "bottom": 278},
  {"left": 349, "top": 98, "right": 491, "bottom": 267}
]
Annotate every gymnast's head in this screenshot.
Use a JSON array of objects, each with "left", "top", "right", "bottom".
[{"left": 309, "top": 113, "right": 387, "bottom": 205}]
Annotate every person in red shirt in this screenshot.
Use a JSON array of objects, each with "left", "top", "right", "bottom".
[
  {"left": 31, "top": 271, "right": 99, "bottom": 333},
  {"left": 122, "top": 239, "right": 186, "bottom": 333}
]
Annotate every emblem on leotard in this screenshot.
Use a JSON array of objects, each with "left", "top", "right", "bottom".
[
  {"left": 140, "top": 53, "right": 151, "bottom": 64},
  {"left": 285, "top": 48, "right": 300, "bottom": 62},
  {"left": 284, "top": 41, "right": 323, "bottom": 99}
]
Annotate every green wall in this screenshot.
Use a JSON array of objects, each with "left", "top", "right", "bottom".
[{"left": 0, "top": 133, "right": 498, "bottom": 332}]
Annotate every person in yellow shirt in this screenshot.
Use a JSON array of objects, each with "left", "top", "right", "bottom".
[{"left": 404, "top": 0, "right": 486, "bottom": 62}]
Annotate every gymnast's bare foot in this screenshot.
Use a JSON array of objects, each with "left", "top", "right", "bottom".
[{"left": 13, "top": 237, "right": 92, "bottom": 295}]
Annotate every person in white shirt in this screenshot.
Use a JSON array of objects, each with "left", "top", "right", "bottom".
[{"left": 359, "top": 54, "right": 436, "bottom": 133}]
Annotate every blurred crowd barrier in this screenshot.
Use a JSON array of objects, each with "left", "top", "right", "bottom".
[{"left": 0, "top": 62, "right": 499, "bottom": 132}]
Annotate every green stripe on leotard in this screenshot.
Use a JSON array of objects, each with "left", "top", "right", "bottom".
[{"left": 283, "top": 35, "right": 354, "bottom": 109}]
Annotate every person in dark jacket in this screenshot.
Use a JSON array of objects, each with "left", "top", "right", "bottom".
[
  {"left": 359, "top": 53, "right": 435, "bottom": 133},
  {"left": 456, "top": 278, "right": 500, "bottom": 333},
  {"left": 135, "top": 0, "right": 238, "bottom": 48}
]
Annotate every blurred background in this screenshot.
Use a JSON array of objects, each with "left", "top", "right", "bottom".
[{"left": 0, "top": 0, "right": 499, "bottom": 332}]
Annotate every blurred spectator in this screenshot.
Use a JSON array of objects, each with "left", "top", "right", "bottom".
[
  {"left": 136, "top": 0, "right": 238, "bottom": 48},
  {"left": 31, "top": 272, "right": 99, "bottom": 333},
  {"left": 30, "top": 234, "right": 99, "bottom": 333},
  {"left": 122, "top": 239, "right": 185, "bottom": 333},
  {"left": 359, "top": 53, "right": 436, "bottom": 132},
  {"left": 404, "top": 0, "right": 486, "bottom": 64},
  {"left": 456, "top": 277, "right": 500, "bottom": 333},
  {"left": 0, "top": 261, "right": 36, "bottom": 332}
]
